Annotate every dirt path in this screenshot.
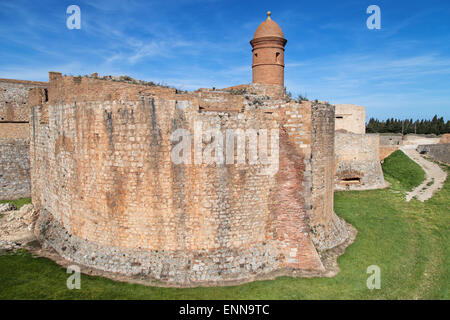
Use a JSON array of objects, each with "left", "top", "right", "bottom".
[{"left": 400, "top": 147, "right": 447, "bottom": 202}]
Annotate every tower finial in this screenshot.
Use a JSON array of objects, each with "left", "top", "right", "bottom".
[{"left": 267, "top": 11, "right": 271, "bottom": 20}]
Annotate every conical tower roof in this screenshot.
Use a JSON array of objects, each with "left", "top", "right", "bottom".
[{"left": 253, "top": 11, "right": 284, "bottom": 39}]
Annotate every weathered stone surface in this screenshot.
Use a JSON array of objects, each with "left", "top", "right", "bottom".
[
  {"left": 379, "top": 135, "right": 403, "bottom": 160},
  {"left": 0, "top": 202, "right": 16, "bottom": 212},
  {"left": 402, "top": 134, "right": 440, "bottom": 147},
  {"left": 310, "top": 103, "right": 348, "bottom": 250},
  {"left": 334, "top": 104, "right": 387, "bottom": 190},
  {"left": 417, "top": 144, "right": 450, "bottom": 164},
  {"left": 334, "top": 104, "right": 366, "bottom": 135},
  {"left": 28, "top": 73, "right": 351, "bottom": 285},
  {"left": 0, "top": 241, "right": 21, "bottom": 251},
  {"left": 0, "top": 78, "right": 47, "bottom": 122},
  {"left": 335, "top": 132, "right": 387, "bottom": 190},
  {"left": 0, "top": 138, "right": 31, "bottom": 200},
  {"left": 0, "top": 78, "right": 47, "bottom": 200}
]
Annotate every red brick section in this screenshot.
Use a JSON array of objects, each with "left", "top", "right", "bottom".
[{"left": 274, "top": 131, "right": 324, "bottom": 270}]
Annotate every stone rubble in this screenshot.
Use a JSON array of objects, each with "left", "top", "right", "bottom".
[
  {"left": 0, "top": 202, "right": 17, "bottom": 213},
  {"left": 0, "top": 204, "right": 38, "bottom": 245}
]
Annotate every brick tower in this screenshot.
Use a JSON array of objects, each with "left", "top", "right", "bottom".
[{"left": 250, "top": 11, "right": 287, "bottom": 86}]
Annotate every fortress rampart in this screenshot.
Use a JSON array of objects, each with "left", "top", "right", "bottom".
[
  {"left": 417, "top": 144, "right": 450, "bottom": 164},
  {"left": 379, "top": 135, "right": 402, "bottom": 160},
  {"left": 335, "top": 132, "right": 386, "bottom": 190},
  {"left": 0, "top": 78, "right": 47, "bottom": 199},
  {"left": 29, "top": 73, "right": 349, "bottom": 285},
  {"left": 334, "top": 104, "right": 386, "bottom": 190},
  {"left": 334, "top": 104, "right": 366, "bottom": 135},
  {"left": 0, "top": 78, "right": 47, "bottom": 122},
  {"left": 0, "top": 138, "right": 30, "bottom": 199}
]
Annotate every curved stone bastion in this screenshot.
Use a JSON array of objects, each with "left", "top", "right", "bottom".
[{"left": 28, "top": 73, "right": 350, "bottom": 286}]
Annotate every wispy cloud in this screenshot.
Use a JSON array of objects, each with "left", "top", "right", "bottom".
[{"left": 0, "top": 0, "right": 449, "bottom": 120}]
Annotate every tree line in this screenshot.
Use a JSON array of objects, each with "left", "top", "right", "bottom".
[{"left": 366, "top": 115, "right": 450, "bottom": 135}]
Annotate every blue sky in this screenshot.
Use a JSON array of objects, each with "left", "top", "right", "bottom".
[{"left": 0, "top": 0, "right": 449, "bottom": 120}]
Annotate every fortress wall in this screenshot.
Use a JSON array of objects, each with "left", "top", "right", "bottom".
[
  {"left": 0, "top": 78, "right": 47, "bottom": 122},
  {"left": 46, "top": 72, "right": 177, "bottom": 104},
  {"left": 310, "top": 104, "right": 348, "bottom": 250},
  {"left": 379, "top": 135, "right": 403, "bottom": 146},
  {"left": 0, "top": 79, "right": 46, "bottom": 200},
  {"left": 221, "top": 83, "right": 285, "bottom": 99},
  {"left": 0, "top": 138, "right": 30, "bottom": 200},
  {"left": 274, "top": 101, "right": 324, "bottom": 270},
  {"left": 417, "top": 144, "right": 450, "bottom": 164},
  {"left": 335, "top": 132, "right": 386, "bottom": 190},
  {"left": 30, "top": 74, "right": 349, "bottom": 284},
  {"left": 30, "top": 98, "right": 316, "bottom": 282},
  {"left": 402, "top": 134, "right": 440, "bottom": 146},
  {"left": 379, "top": 135, "right": 402, "bottom": 160},
  {"left": 31, "top": 98, "right": 285, "bottom": 283},
  {"left": 334, "top": 104, "right": 366, "bottom": 134}
]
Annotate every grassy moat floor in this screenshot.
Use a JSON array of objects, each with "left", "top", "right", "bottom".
[{"left": 0, "top": 151, "right": 448, "bottom": 299}]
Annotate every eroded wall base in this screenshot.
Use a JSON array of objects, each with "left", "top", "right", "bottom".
[{"left": 35, "top": 208, "right": 354, "bottom": 286}]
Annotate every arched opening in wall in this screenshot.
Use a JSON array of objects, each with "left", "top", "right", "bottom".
[{"left": 275, "top": 52, "right": 280, "bottom": 62}]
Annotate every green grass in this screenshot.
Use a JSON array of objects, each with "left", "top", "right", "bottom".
[
  {"left": 0, "top": 197, "right": 31, "bottom": 210},
  {"left": 382, "top": 150, "right": 425, "bottom": 191},
  {"left": 0, "top": 155, "right": 448, "bottom": 300}
]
